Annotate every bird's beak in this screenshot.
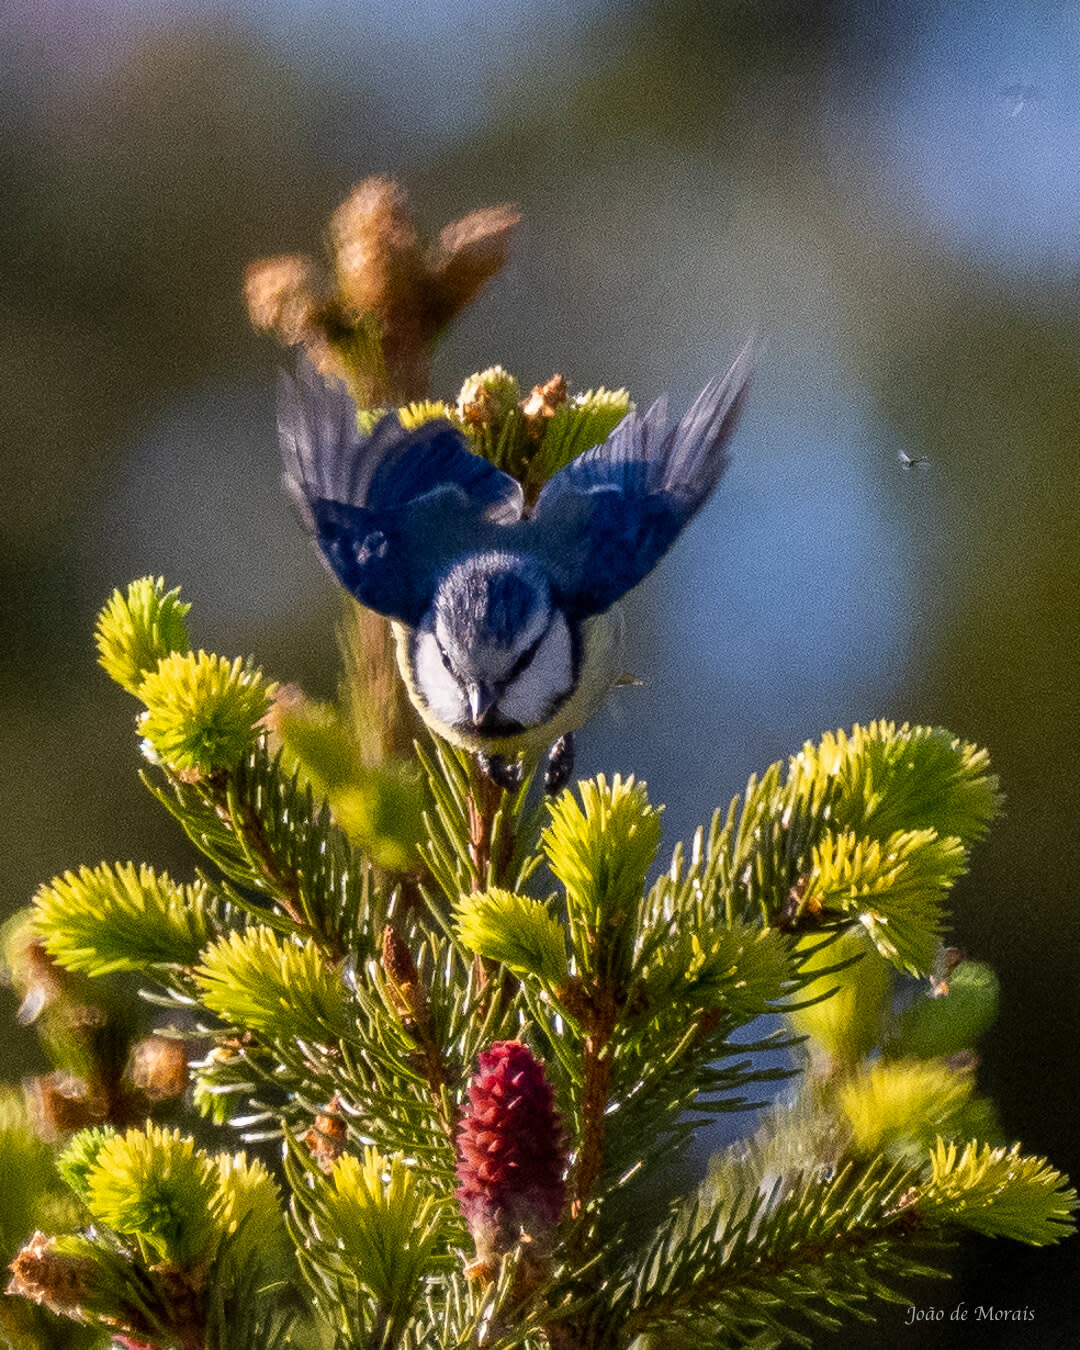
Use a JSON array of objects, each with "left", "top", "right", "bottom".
[{"left": 468, "top": 683, "right": 498, "bottom": 728}]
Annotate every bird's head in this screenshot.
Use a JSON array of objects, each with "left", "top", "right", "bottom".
[{"left": 411, "top": 552, "right": 577, "bottom": 738}]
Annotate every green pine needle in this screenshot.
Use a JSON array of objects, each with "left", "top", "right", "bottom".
[
  {"left": 625, "top": 1152, "right": 938, "bottom": 1344},
  {"left": 57, "top": 1127, "right": 118, "bottom": 1206},
  {"left": 288, "top": 1145, "right": 447, "bottom": 1343},
  {"left": 139, "top": 651, "right": 272, "bottom": 775},
  {"left": 919, "top": 1140, "right": 1077, "bottom": 1244},
  {"left": 786, "top": 928, "right": 894, "bottom": 1064},
  {"left": 84, "top": 1125, "right": 218, "bottom": 1266},
  {"left": 840, "top": 1059, "right": 975, "bottom": 1161},
  {"left": 399, "top": 399, "right": 458, "bottom": 429},
  {"left": 314, "top": 1148, "right": 444, "bottom": 1300},
  {"left": 0, "top": 1090, "right": 87, "bottom": 1254},
  {"left": 33, "top": 861, "right": 223, "bottom": 977},
  {"left": 805, "top": 828, "right": 966, "bottom": 974},
  {"left": 195, "top": 926, "right": 350, "bottom": 1044},
  {"left": 642, "top": 920, "right": 792, "bottom": 1022},
  {"left": 523, "top": 387, "right": 632, "bottom": 493},
  {"left": 211, "top": 1151, "right": 292, "bottom": 1284},
  {"left": 454, "top": 888, "right": 569, "bottom": 985},
  {"left": 800, "top": 722, "right": 1002, "bottom": 847},
  {"left": 543, "top": 774, "right": 662, "bottom": 976},
  {"left": 95, "top": 575, "right": 191, "bottom": 696}
]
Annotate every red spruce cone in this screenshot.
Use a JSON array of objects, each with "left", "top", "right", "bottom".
[{"left": 455, "top": 1041, "right": 566, "bottom": 1266}]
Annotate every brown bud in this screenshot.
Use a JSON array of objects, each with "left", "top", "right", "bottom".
[
  {"left": 381, "top": 925, "right": 429, "bottom": 1026},
  {"left": 303, "top": 1096, "right": 348, "bottom": 1173},
  {"left": 209, "top": 1033, "right": 254, "bottom": 1060},
  {"left": 66, "top": 1002, "right": 107, "bottom": 1036},
  {"left": 521, "top": 375, "right": 568, "bottom": 438},
  {"left": 427, "top": 204, "right": 521, "bottom": 331},
  {"left": 244, "top": 255, "right": 322, "bottom": 343},
  {"left": 330, "top": 176, "right": 423, "bottom": 319},
  {"left": 456, "top": 365, "right": 521, "bottom": 433},
  {"left": 7, "top": 1231, "right": 95, "bottom": 1314},
  {"left": 128, "top": 1036, "right": 189, "bottom": 1102},
  {"left": 246, "top": 178, "right": 520, "bottom": 408},
  {"left": 459, "top": 387, "right": 495, "bottom": 429},
  {"left": 27, "top": 1072, "right": 108, "bottom": 1141},
  {"left": 10, "top": 938, "right": 68, "bottom": 1025},
  {"left": 943, "top": 946, "right": 966, "bottom": 974}
]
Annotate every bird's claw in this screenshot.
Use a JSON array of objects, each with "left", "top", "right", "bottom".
[
  {"left": 544, "top": 733, "right": 575, "bottom": 795},
  {"left": 476, "top": 735, "right": 574, "bottom": 795},
  {"left": 476, "top": 752, "right": 525, "bottom": 793}
]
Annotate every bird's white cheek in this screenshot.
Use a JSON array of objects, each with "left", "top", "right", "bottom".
[
  {"left": 499, "top": 617, "right": 574, "bottom": 726},
  {"left": 413, "top": 631, "right": 468, "bottom": 726}
]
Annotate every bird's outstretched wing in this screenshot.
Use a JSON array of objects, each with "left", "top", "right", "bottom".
[
  {"left": 279, "top": 361, "right": 524, "bottom": 624},
  {"left": 531, "top": 342, "right": 752, "bottom": 617}
]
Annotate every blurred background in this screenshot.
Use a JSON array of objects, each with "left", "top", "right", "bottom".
[{"left": 2, "top": 0, "right": 1077, "bottom": 1343}]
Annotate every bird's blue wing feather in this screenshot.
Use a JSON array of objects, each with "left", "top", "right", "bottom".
[
  {"left": 531, "top": 343, "right": 752, "bottom": 617},
  {"left": 279, "top": 362, "right": 524, "bottom": 623}
]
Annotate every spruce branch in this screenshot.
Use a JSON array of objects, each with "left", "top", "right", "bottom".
[
  {"left": 95, "top": 576, "right": 191, "bottom": 696},
  {"left": 195, "top": 926, "right": 351, "bottom": 1047},
  {"left": 286, "top": 1141, "right": 449, "bottom": 1349},
  {"left": 918, "top": 1139, "right": 1077, "bottom": 1244},
  {"left": 453, "top": 889, "right": 569, "bottom": 987},
  {"left": 838, "top": 1060, "right": 978, "bottom": 1163},
  {"left": 531, "top": 776, "right": 807, "bottom": 1223},
  {"left": 803, "top": 828, "right": 966, "bottom": 974},
  {"left": 619, "top": 1153, "right": 944, "bottom": 1347},
  {"left": 800, "top": 721, "right": 1002, "bottom": 847},
  {"left": 417, "top": 737, "right": 543, "bottom": 902},
  {"left": 10, "top": 1126, "right": 299, "bottom": 1350},
  {"left": 143, "top": 739, "right": 374, "bottom": 958},
  {"left": 14, "top": 167, "right": 1073, "bottom": 1350},
  {"left": 381, "top": 923, "right": 458, "bottom": 1141},
  {"left": 649, "top": 723, "right": 994, "bottom": 979},
  {"left": 572, "top": 980, "right": 619, "bottom": 1227},
  {"left": 543, "top": 775, "right": 662, "bottom": 988},
  {"left": 245, "top": 175, "right": 519, "bottom": 406},
  {"left": 33, "top": 863, "right": 224, "bottom": 979},
  {"left": 521, "top": 387, "right": 633, "bottom": 505},
  {"left": 138, "top": 652, "right": 272, "bottom": 778}
]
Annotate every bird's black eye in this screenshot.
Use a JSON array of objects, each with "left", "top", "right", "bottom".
[
  {"left": 437, "top": 643, "right": 454, "bottom": 674},
  {"left": 506, "top": 632, "right": 544, "bottom": 684}
]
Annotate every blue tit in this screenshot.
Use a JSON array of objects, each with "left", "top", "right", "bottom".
[{"left": 279, "top": 345, "right": 751, "bottom": 791}]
